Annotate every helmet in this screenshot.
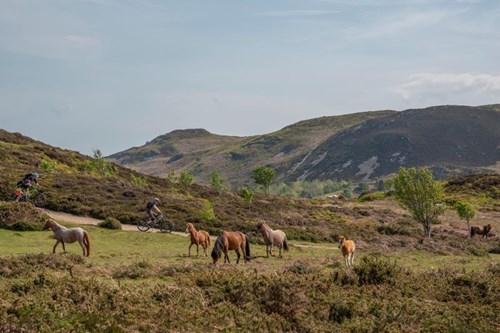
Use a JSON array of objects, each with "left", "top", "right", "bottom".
[
  {"left": 154, "top": 197, "right": 161, "bottom": 204},
  {"left": 33, "top": 172, "right": 39, "bottom": 178}
]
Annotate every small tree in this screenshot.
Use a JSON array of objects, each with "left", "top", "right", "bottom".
[
  {"left": 239, "top": 187, "right": 254, "bottom": 210},
  {"left": 252, "top": 165, "right": 276, "bottom": 194},
  {"left": 179, "top": 172, "right": 193, "bottom": 189},
  {"left": 210, "top": 172, "right": 225, "bottom": 195},
  {"left": 393, "top": 167, "right": 444, "bottom": 238},
  {"left": 454, "top": 200, "right": 476, "bottom": 238}
]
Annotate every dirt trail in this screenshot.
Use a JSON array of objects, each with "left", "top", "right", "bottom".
[
  {"left": 43, "top": 209, "right": 336, "bottom": 249},
  {"left": 43, "top": 209, "right": 188, "bottom": 237}
]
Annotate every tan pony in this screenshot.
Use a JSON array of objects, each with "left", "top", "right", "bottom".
[
  {"left": 185, "top": 223, "right": 211, "bottom": 257},
  {"left": 211, "top": 230, "right": 250, "bottom": 264},
  {"left": 43, "top": 219, "right": 90, "bottom": 256},
  {"left": 338, "top": 236, "right": 355, "bottom": 267},
  {"left": 256, "top": 222, "right": 288, "bottom": 258}
]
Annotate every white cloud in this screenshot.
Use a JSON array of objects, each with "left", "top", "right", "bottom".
[{"left": 392, "top": 73, "right": 500, "bottom": 100}]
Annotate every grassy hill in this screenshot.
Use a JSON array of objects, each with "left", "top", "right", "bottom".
[
  {"left": 1, "top": 129, "right": 499, "bottom": 332},
  {"left": 1, "top": 129, "right": 499, "bottom": 253},
  {"left": 108, "top": 110, "right": 396, "bottom": 186},
  {"left": 108, "top": 105, "right": 500, "bottom": 187}
]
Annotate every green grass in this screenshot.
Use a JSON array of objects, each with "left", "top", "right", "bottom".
[
  {"left": 1, "top": 226, "right": 497, "bottom": 271},
  {"left": 1, "top": 227, "right": 499, "bottom": 332}
]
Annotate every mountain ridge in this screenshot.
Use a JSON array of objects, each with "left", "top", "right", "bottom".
[{"left": 108, "top": 104, "right": 500, "bottom": 186}]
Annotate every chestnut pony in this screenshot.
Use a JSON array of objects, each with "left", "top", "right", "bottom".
[
  {"left": 256, "top": 222, "right": 288, "bottom": 258},
  {"left": 338, "top": 236, "right": 355, "bottom": 267},
  {"left": 470, "top": 224, "right": 492, "bottom": 238},
  {"left": 185, "top": 223, "right": 211, "bottom": 257},
  {"left": 43, "top": 219, "right": 90, "bottom": 257},
  {"left": 211, "top": 230, "right": 250, "bottom": 264}
]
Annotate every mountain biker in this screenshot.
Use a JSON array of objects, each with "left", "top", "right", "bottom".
[
  {"left": 146, "top": 197, "right": 162, "bottom": 224},
  {"left": 15, "top": 171, "right": 39, "bottom": 201}
]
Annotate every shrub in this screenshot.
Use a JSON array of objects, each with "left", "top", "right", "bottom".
[
  {"left": 131, "top": 174, "right": 148, "bottom": 187},
  {"left": 197, "top": 199, "right": 216, "bottom": 222},
  {"left": 354, "top": 255, "right": 399, "bottom": 286},
  {"left": 98, "top": 217, "right": 122, "bottom": 230},
  {"left": 0, "top": 202, "right": 48, "bottom": 231}
]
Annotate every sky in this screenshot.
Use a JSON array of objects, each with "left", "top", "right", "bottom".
[{"left": 1, "top": 0, "right": 499, "bottom": 155}]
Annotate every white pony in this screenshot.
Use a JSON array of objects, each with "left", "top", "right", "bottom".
[
  {"left": 43, "top": 219, "right": 91, "bottom": 257},
  {"left": 256, "top": 222, "right": 289, "bottom": 258}
]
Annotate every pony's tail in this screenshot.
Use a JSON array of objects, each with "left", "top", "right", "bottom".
[
  {"left": 83, "top": 231, "right": 91, "bottom": 257},
  {"left": 283, "top": 238, "right": 289, "bottom": 251},
  {"left": 207, "top": 233, "right": 211, "bottom": 246},
  {"left": 245, "top": 235, "right": 251, "bottom": 262}
]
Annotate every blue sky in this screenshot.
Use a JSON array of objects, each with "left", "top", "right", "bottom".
[{"left": 1, "top": 0, "right": 499, "bottom": 155}]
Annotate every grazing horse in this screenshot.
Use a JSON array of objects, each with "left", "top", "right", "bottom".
[
  {"left": 338, "top": 236, "right": 355, "bottom": 267},
  {"left": 326, "top": 194, "right": 346, "bottom": 203},
  {"left": 256, "top": 222, "right": 288, "bottom": 258},
  {"left": 43, "top": 219, "right": 90, "bottom": 257},
  {"left": 211, "top": 230, "right": 250, "bottom": 265},
  {"left": 470, "top": 224, "right": 493, "bottom": 238},
  {"left": 185, "top": 223, "right": 211, "bottom": 257}
]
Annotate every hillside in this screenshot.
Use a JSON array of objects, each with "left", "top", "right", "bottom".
[
  {"left": 108, "top": 111, "right": 396, "bottom": 186},
  {"left": 108, "top": 105, "right": 500, "bottom": 186},
  {"left": 1, "top": 129, "right": 499, "bottom": 255},
  {"left": 291, "top": 105, "right": 500, "bottom": 181}
]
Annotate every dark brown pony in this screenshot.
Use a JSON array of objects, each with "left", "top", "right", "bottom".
[
  {"left": 185, "top": 223, "right": 211, "bottom": 257},
  {"left": 211, "top": 231, "right": 250, "bottom": 264},
  {"left": 470, "top": 224, "right": 492, "bottom": 238}
]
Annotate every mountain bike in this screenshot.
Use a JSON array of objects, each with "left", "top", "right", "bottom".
[
  {"left": 13, "top": 186, "right": 47, "bottom": 208},
  {"left": 136, "top": 214, "right": 173, "bottom": 233}
]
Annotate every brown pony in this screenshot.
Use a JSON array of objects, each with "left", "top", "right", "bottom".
[
  {"left": 185, "top": 223, "right": 211, "bottom": 257},
  {"left": 338, "top": 236, "right": 355, "bottom": 267},
  {"left": 211, "top": 231, "right": 250, "bottom": 264},
  {"left": 256, "top": 222, "right": 288, "bottom": 258},
  {"left": 43, "top": 219, "right": 90, "bottom": 256},
  {"left": 470, "top": 224, "right": 492, "bottom": 238}
]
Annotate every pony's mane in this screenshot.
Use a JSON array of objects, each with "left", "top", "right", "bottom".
[{"left": 211, "top": 232, "right": 225, "bottom": 260}]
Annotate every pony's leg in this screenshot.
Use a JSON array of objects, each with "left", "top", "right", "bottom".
[
  {"left": 350, "top": 253, "right": 355, "bottom": 267},
  {"left": 61, "top": 241, "right": 66, "bottom": 253},
  {"left": 344, "top": 255, "right": 349, "bottom": 267},
  {"left": 279, "top": 245, "right": 282, "bottom": 259},
  {"left": 52, "top": 240, "right": 60, "bottom": 254},
  {"left": 235, "top": 249, "right": 241, "bottom": 264},
  {"left": 78, "top": 239, "right": 86, "bottom": 256},
  {"left": 224, "top": 250, "right": 230, "bottom": 263},
  {"left": 188, "top": 243, "right": 193, "bottom": 257},
  {"left": 196, "top": 243, "right": 199, "bottom": 257},
  {"left": 202, "top": 242, "right": 207, "bottom": 257},
  {"left": 270, "top": 244, "right": 274, "bottom": 257}
]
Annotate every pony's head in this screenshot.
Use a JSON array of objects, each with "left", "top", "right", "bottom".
[
  {"left": 211, "top": 232, "right": 225, "bottom": 264},
  {"left": 185, "top": 223, "right": 194, "bottom": 233},
  {"left": 255, "top": 222, "right": 264, "bottom": 232},
  {"left": 338, "top": 236, "right": 346, "bottom": 248},
  {"left": 43, "top": 219, "right": 54, "bottom": 230}
]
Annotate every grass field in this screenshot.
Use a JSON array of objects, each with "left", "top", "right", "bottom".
[{"left": 1, "top": 224, "right": 499, "bottom": 332}]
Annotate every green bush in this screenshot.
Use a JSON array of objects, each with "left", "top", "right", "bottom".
[
  {"left": 354, "top": 255, "right": 399, "bottom": 286},
  {"left": 0, "top": 202, "right": 48, "bottom": 231},
  {"left": 98, "top": 217, "right": 122, "bottom": 230}
]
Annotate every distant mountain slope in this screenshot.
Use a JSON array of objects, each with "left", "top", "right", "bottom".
[
  {"left": 108, "top": 111, "right": 396, "bottom": 185},
  {"left": 108, "top": 105, "right": 500, "bottom": 185},
  {"left": 290, "top": 105, "right": 500, "bottom": 181}
]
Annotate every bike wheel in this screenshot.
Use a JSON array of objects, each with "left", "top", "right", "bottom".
[
  {"left": 137, "top": 220, "right": 151, "bottom": 232},
  {"left": 33, "top": 193, "right": 47, "bottom": 207},
  {"left": 158, "top": 216, "right": 173, "bottom": 233}
]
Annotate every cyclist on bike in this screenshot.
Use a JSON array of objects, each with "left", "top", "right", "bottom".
[
  {"left": 146, "top": 197, "right": 162, "bottom": 225},
  {"left": 15, "top": 171, "right": 39, "bottom": 201}
]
